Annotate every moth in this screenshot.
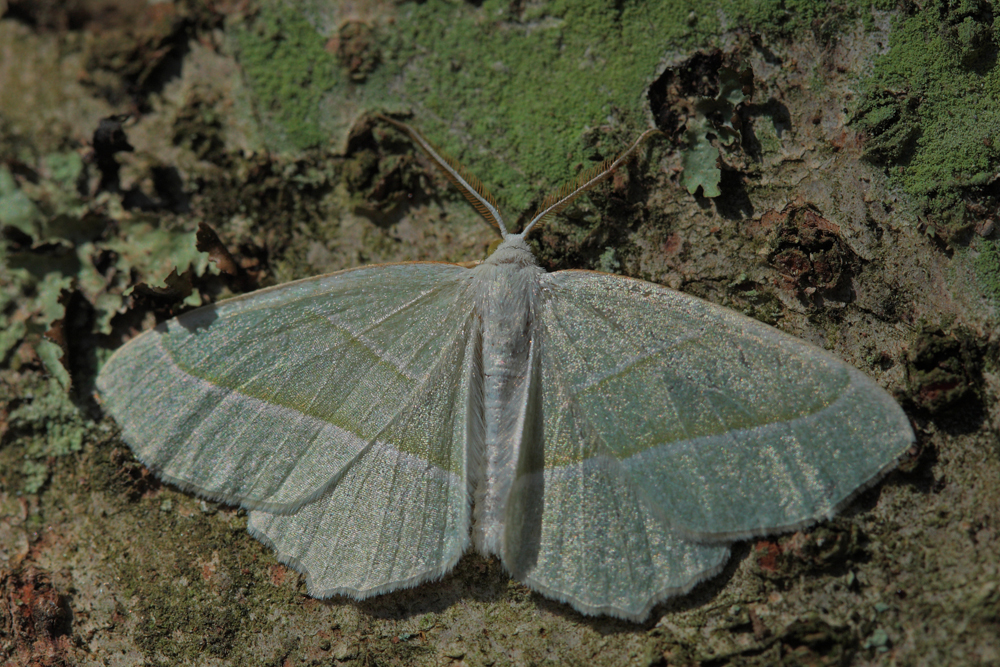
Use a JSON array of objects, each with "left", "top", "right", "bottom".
[{"left": 97, "top": 117, "right": 914, "bottom": 621}]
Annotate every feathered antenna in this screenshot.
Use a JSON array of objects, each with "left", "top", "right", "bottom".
[
  {"left": 378, "top": 115, "right": 508, "bottom": 237},
  {"left": 521, "top": 128, "right": 664, "bottom": 237}
]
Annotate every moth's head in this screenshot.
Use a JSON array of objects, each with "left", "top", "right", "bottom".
[{"left": 484, "top": 234, "right": 536, "bottom": 267}]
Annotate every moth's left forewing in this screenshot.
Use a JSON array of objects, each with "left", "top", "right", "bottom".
[{"left": 535, "top": 270, "right": 914, "bottom": 541}]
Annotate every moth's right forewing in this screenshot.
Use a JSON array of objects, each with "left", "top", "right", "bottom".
[
  {"left": 535, "top": 270, "right": 914, "bottom": 540},
  {"left": 247, "top": 302, "right": 482, "bottom": 598},
  {"left": 497, "top": 276, "right": 730, "bottom": 622},
  {"left": 97, "top": 263, "right": 475, "bottom": 513}
]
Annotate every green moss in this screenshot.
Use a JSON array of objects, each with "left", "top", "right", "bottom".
[
  {"left": 385, "top": 0, "right": 727, "bottom": 213},
  {"left": 232, "top": 0, "right": 726, "bottom": 212},
  {"left": 720, "top": 0, "right": 898, "bottom": 36},
  {"left": 419, "top": 0, "right": 886, "bottom": 208},
  {"left": 231, "top": 0, "right": 905, "bottom": 216},
  {"left": 974, "top": 239, "right": 1000, "bottom": 305},
  {"left": 721, "top": 0, "right": 827, "bottom": 33},
  {"left": 232, "top": 4, "right": 342, "bottom": 151},
  {"left": 853, "top": 0, "right": 1000, "bottom": 237},
  {"left": 105, "top": 498, "right": 299, "bottom": 664}
]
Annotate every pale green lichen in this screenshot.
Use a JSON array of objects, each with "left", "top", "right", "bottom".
[
  {"left": 597, "top": 247, "right": 621, "bottom": 273},
  {"left": 21, "top": 460, "right": 50, "bottom": 495},
  {"left": 42, "top": 151, "right": 84, "bottom": 191},
  {"left": 681, "top": 66, "right": 753, "bottom": 198},
  {"left": 111, "top": 224, "right": 216, "bottom": 309},
  {"left": 0, "top": 164, "right": 43, "bottom": 234},
  {"left": 0, "top": 145, "right": 217, "bottom": 495},
  {"left": 4, "top": 376, "right": 87, "bottom": 493}
]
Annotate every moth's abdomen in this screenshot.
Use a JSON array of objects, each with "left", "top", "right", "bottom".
[{"left": 469, "top": 261, "right": 544, "bottom": 556}]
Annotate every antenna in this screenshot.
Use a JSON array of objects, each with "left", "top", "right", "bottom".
[
  {"left": 521, "top": 129, "right": 663, "bottom": 237},
  {"left": 379, "top": 115, "right": 509, "bottom": 238}
]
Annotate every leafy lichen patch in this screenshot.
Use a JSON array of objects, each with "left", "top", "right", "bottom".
[{"left": 664, "top": 61, "right": 755, "bottom": 198}]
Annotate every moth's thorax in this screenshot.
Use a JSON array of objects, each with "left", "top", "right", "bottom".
[{"left": 470, "top": 239, "right": 545, "bottom": 340}]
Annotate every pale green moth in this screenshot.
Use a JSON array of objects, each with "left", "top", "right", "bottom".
[{"left": 97, "top": 117, "right": 915, "bottom": 621}]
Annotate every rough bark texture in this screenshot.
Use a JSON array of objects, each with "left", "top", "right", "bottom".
[{"left": 1, "top": 1, "right": 998, "bottom": 665}]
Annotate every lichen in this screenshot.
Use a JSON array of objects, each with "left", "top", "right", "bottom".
[
  {"left": 3, "top": 376, "right": 87, "bottom": 494},
  {"left": 680, "top": 66, "right": 754, "bottom": 198},
  {"left": 0, "top": 164, "right": 43, "bottom": 234},
  {"left": 0, "top": 136, "right": 219, "bottom": 495},
  {"left": 597, "top": 247, "right": 621, "bottom": 273}
]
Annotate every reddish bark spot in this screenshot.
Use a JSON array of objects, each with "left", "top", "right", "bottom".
[
  {"left": 0, "top": 566, "right": 72, "bottom": 667},
  {"left": 662, "top": 233, "right": 684, "bottom": 257},
  {"left": 754, "top": 540, "right": 782, "bottom": 572},
  {"left": 918, "top": 379, "right": 962, "bottom": 405}
]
